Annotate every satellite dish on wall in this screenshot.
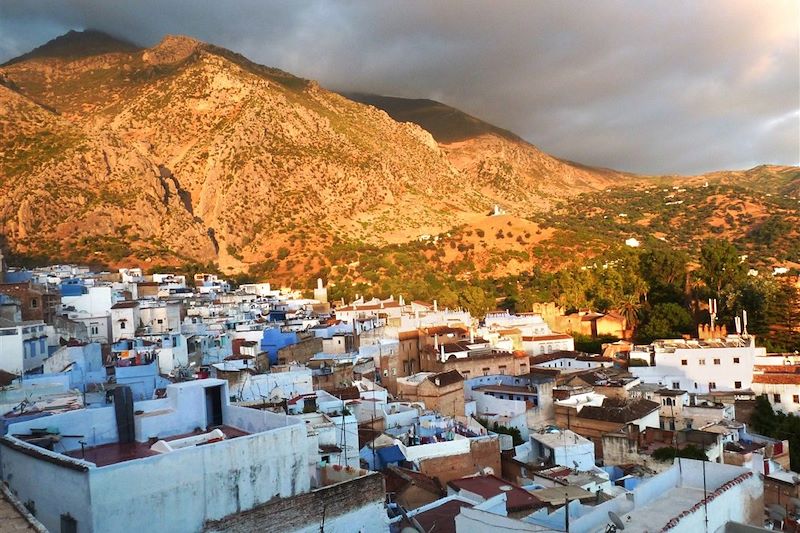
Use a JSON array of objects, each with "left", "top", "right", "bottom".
[{"left": 608, "top": 511, "right": 626, "bottom": 531}]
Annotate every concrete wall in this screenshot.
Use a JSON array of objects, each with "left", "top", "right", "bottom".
[
  {"left": 7, "top": 405, "right": 119, "bottom": 451},
  {"left": 0, "top": 443, "right": 92, "bottom": 533},
  {"left": 88, "top": 426, "right": 310, "bottom": 533}
]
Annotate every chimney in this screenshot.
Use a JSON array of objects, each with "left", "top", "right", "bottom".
[
  {"left": 317, "top": 278, "right": 323, "bottom": 290},
  {"left": 113, "top": 386, "right": 135, "bottom": 444}
]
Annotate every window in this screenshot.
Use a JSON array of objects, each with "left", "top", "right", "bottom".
[
  {"left": 462, "top": 371, "right": 470, "bottom": 378},
  {"left": 709, "top": 382, "right": 716, "bottom": 390},
  {"left": 499, "top": 365, "right": 507, "bottom": 375},
  {"left": 733, "top": 357, "right": 740, "bottom": 364},
  {"left": 694, "top": 382, "right": 698, "bottom": 389},
  {"left": 391, "top": 368, "right": 396, "bottom": 376},
  {"left": 91, "top": 325, "right": 99, "bottom": 335},
  {"left": 698, "top": 359, "right": 706, "bottom": 365},
  {"left": 773, "top": 394, "right": 781, "bottom": 403},
  {"left": 672, "top": 382, "right": 680, "bottom": 390},
  {"left": 30, "top": 298, "right": 38, "bottom": 309},
  {"left": 681, "top": 360, "right": 687, "bottom": 366},
  {"left": 793, "top": 395, "right": 799, "bottom": 404},
  {"left": 383, "top": 369, "right": 388, "bottom": 377},
  {"left": 157, "top": 319, "right": 163, "bottom": 324},
  {"left": 120, "top": 321, "right": 126, "bottom": 330},
  {"left": 482, "top": 367, "right": 490, "bottom": 376},
  {"left": 713, "top": 359, "right": 721, "bottom": 365},
  {"left": 734, "top": 381, "right": 742, "bottom": 389}
]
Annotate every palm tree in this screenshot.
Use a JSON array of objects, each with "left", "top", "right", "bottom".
[{"left": 616, "top": 294, "right": 643, "bottom": 336}]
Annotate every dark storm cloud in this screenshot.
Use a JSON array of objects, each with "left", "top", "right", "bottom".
[{"left": 1, "top": 0, "right": 797, "bottom": 174}]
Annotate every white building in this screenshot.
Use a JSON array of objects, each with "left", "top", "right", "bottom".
[
  {"left": 109, "top": 301, "right": 140, "bottom": 341},
  {"left": 0, "top": 318, "right": 48, "bottom": 375},
  {"left": 61, "top": 285, "right": 113, "bottom": 344},
  {"left": 230, "top": 366, "right": 314, "bottom": 402},
  {"left": 517, "top": 459, "right": 763, "bottom": 532},
  {"left": 751, "top": 364, "right": 800, "bottom": 414},
  {"left": 528, "top": 429, "right": 596, "bottom": 471},
  {"left": 1, "top": 380, "right": 312, "bottom": 533},
  {"left": 139, "top": 300, "right": 182, "bottom": 334},
  {"left": 482, "top": 312, "right": 575, "bottom": 355},
  {"left": 629, "top": 336, "right": 763, "bottom": 393}
]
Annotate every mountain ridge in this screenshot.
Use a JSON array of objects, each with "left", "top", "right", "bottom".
[{"left": 0, "top": 30, "right": 796, "bottom": 283}]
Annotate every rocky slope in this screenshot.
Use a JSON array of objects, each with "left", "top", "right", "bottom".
[
  {"left": 1, "top": 31, "right": 795, "bottom": 280},
  {"left": 0, "top": 30, "right": 629, "bottom": 274}
]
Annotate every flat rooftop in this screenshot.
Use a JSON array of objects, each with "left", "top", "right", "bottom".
[
  {"left": 63, "top": 425, "right": 249, "bottom": 467},
  {"left": 620, "top": 486, "right": 706, "bottom": 531},
  {"left": 472, "top": 384, "right": 538, "bottom": 395}
]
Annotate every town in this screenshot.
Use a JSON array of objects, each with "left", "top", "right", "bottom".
[{"left": 0, "top": 251, "right": 798, "bottom": 533}]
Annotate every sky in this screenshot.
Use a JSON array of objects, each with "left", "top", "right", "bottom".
[{"left": 0, "top": 0, "right": 798, "bottom": 175}]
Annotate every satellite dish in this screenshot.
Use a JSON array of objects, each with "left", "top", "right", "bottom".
[
  {"left": 768, "top": 504, "right": 787, "bottom": 519},
  {"left": 608, "top": 511, "right": 626, "bottom": 530},
  {"left": 793, "top": 475, "right": 800, "bottom": 484},
  {"left": 573, "top": 460, "right": 580, "bottom": 470}
]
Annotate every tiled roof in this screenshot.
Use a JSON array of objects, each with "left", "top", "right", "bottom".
[
  {"left": 577, "top": 398, "right": 659, "bottom": 423},
  {"left": 110, "top": 301, "right": 139, "bottom": 309},
  {"left": 413, "top": 499, "right": 473, "bottom": 533},
  {"left": 753, "top": 373, "right": 800, "bottom": 385},
  {"left": 427, "top": 370, "right": 464, "bottom": 388},
  {"left": 447, "top": 474, "right": 543, "bottom": 513}
]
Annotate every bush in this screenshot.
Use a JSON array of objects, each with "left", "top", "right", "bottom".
[{"left": 652, "top": 444, "right": 708, "bottom": 462}]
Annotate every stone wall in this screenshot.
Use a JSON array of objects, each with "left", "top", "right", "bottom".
[
  {"left": 418, "top": 437, "right": 501, "bottom": 485},
  {"left": 204, "top": 472, "right": 386, "bottom": 533},
  {"left": 277, "top": 337, "right": 323, "bottom": 365}
]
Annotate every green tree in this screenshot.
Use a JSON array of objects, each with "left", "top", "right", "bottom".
[
  {"left": 637, "top": 303, "right": 694, "bottom": 343},
  {"left": 459, "top": 286, "right": 494, "bottom": 318},
  {"left": 616, "top": 293, "right": 644, "bottom": 333},
  {"left": 750, "top": 395, "right": 777, "bottom": 435},
  {"left": 698, "top": 239, "right": 747, "bottom": 296}
]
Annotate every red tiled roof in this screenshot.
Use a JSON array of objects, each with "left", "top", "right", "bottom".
[
  {"left": 753, "top": 373, "right": 800, "bottom": 385},
  {"left": 413, "top": 499, "right": 473, "bottom": 533},
  {"left": 447, "top": 474, "right": 543, "bottom": 513},
  {"left": 753, "top": 365, "right": 800, "bottom": 374}
]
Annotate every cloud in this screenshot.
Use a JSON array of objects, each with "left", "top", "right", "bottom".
[{"left": 0, "top": 0, "right": 797, "bottom": 174}]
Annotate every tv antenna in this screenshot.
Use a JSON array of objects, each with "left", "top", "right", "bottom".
[
  {"left": 606, "top": 511, "right": 626, "bottom": 532},
  {"left": 708, "top": 298, "right": 718, "bottom": 331}
]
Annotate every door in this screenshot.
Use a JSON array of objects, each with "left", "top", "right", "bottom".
[{"left": 205, "top": 385, "right": 223, "bottom": 427}]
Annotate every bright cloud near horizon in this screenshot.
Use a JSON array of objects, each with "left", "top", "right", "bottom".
[{"left": 0, "top": 0, "right": 798, "bottom": 175}]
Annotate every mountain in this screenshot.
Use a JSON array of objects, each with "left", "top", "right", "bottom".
[
  {"left": 346, "top": 92, "right": 630, "bottom": 200},
  {"left": 0, "top": 31, "right": 796, "bottom": 284},
  {"left": 0, "top": 31, "right": 628, "bottom": 275},
  {"left": 343, "top": 93, "right": 524, "bottom": 144}
]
